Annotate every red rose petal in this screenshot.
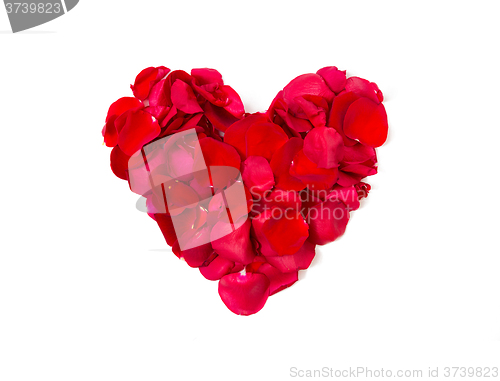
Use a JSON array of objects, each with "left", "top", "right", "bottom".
[
  {"left": 109, "top": 145, "right": 130, "bottom": 181},
  {"left": 220, "top": 85, "right": 245, "bottom": 118},
  {"left": 103, "top": 97, "right": 144, "bottom": 148},
  {"left": 345, "top": 76, "right": 383, "bottom": 104},
  {"left": 355, "top": 182, "right": 371, "bottom": 199},
  {"left": 251, "top": 210, "right": 279, "bottom": 257},
  {"left": 199, "top": 255, "right": 235, "bottom": 281},
  {"left": 262, "top": 212, "right": 309, "bottom": 256},
  {"left": 116, "top": 109, "right": 161, "bottom": 156},
  {"left": 241, "top": 156, "right": 275, "bottom": 195},
  {"left": 191, "top": 68, "right": 224, "bottom": 86},
  {"left": 307, "top": 200, "right": 349, "bottom": 245},
  {"left": 246, "top": 122, "right": 289, "bottom": 162},
  {"left": 155, "top": 213, "right": 177, "bottom": 247},
  {"left": 342, "top": 142, "right": 377, "bottom": 164},
  {"left": 303, "top": 126, "right": 344, "bottom": 169},
  {"left": 283, "top": 73, "right": 335, "bottom": 113},
  {"left": 197, "top": 137, "right": 241, "bottom": 169},
  {"left": 316, "top": 66, "right": 347, "bottom": 94},
  {"left": 327, "top": 91, "right": 359, "bottom": 146},
  {"left": 211, "top": 219, "right": 255, "bottom": 265},
  {"left": 224, "top": 113, "right": 269, "bottom": 159},
  {"left": 293, "top": 95, "right": 328, "bottom": 128},
  {"left": 170, "top": 79, "right": 203, "bottom": 114},
  {"left": 276, "top": 108, "right": 313, "bottom": 133},
  {"left": 218, "top": 272, "right": 270, "bottom": 315},
  {"left": 343, "top": 98, "right": 388, "bottom": 147},
  {"left": 148, "top": 79, "right": 170, "bottom": 108},
  {"left": 173, "top": 238, "right": 213, "bottom": 268},
  {"left": 202, "top": 101, "right": 240, "bottom": 133},
  {"left": 106, "top": 97, "right": 143, "bottom": 123},
  {"left": 163, "top": 181, "right": 200, "bottom": 214},
  {"left": 329, "top": 186, "right": 360, "bottom": 211},
  {"left": 193, "top": 137, "right": 241, "bottom": 189},
  {"left": 289, "top": 149, "right": 338, "bottom": 191},
  {"left": 270, "top": 137, "right": 305, "bottom": 192},
  {"left": 265, "top": 189, "right": 302, "bottom": 213},
  {"left": 266, "top": 239, "right": 316, "bottom": 273},
  {"left": 131, "top": 66, "right": 170, "bottom": 101},
  {"left": 255, "top": 263, "right": 298, "bottom": 296}
]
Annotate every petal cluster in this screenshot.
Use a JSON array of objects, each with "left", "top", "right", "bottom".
[{"left": 102, "top": 66, "right": 389, "bottom": 315}]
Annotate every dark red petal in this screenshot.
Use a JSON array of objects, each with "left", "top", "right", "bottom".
[
  {"left": 289, "top": 149, "right": 338, "bottom": 191},
  {"left": 224, "top": 113, "right": 269, "bottom": 159},
  {"left": 218, "top": 272, "right": 270, "bottom": 315},
  {"left": 316, "top": 66, "right": 347, "bottom": 94},
  {"left": 110, "top": 145, "right": 130, "bottom": 180},
  {"left": 170, "top": 79, "right": 203, "bottom": 114},
  {"left": 256, "top": 263, "right": 298, "bottom": 296},
  {"left": 199, "top": 255, "right": 235, "bottom": 281},
  {"left": 262, "top": 213, "right": 309, "bottom": 256},
  {"left": 303, "top": 126, "right": 344, "bottom": 169},
  {"left": 345, "top": 76, "right": 382, "bottom": 104},
  {"left": 241, "top": 156, "right": 275, "bottom": 195},
  {"left": 307, "top": 200, "right": 349, "bottom": 245},
  {"left": 270, "top": 137, "right": 305, "bottom": 192},
  {"left": 343, "top": 98, "right": 388, "bottom": 147},
  {"left": 266, "top": 239, "right": 316, "bottom": 273},
  {"left": 211, "top": 219, "right": 255, "bottom": 265}
]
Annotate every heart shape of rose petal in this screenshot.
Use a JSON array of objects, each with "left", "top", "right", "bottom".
[{"left": 102, "top": 66, "right": 388, "bottom": 315}]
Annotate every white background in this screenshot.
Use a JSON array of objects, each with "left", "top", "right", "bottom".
[{"left": 1, "top": 1, "right": 499, "bottom": 380}]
